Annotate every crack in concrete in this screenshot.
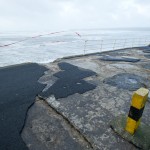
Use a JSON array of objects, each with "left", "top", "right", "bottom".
[
  {"left": 38, "top": 95, "right": 95, "bottom": 150},
  {"left": 20, "top": 101, "right": 35, "bottom": 148},
  {"left": 110, "top": 65, "right": 127, "bottom": 73},
  {"left": 0, "top": 63, "right": 47, "bottom": 150}
]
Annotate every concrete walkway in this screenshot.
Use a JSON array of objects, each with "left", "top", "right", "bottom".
[
  {"left": 23, "top": 46, "right": 150, "bottom": 150},
  {"left": 1, "top": 46, "right": 150, "bottom": 150}
]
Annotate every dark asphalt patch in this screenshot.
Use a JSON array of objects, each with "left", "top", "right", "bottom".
[
  {"left": 138, "top": 46, "right": 150, "bottom": 51},
  {"left": 40, "top": 62, "right": 96, "bottom": 99},
  {"left": 141, "top": 46, "right": 150, "bottom": 53},
  {"left": 0, "top": 63, "right": 47, "bottom": 150},
  {"left": 103, "top": 73, "right": 148, "bottom": 91},
  {"left": 141, "top": 64, "right": 150, "bottom": 70},
  {"left": 144, "top": 55, "right": 150, "bottom": 59},
  {"left": 143, "top": 50, "right": 150, "bottom": 53},
  {"left": 100, "top": 55, "right": 140, "bottom": 62},
  {"left": 143, "top": 51, "right": 150, "bottom": 53}
]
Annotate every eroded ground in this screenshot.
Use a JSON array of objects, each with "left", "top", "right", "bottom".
[{"left": 22, "top": 47, "right": 150, "bottom": 150}]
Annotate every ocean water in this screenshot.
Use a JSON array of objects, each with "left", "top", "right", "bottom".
[{"left": 0, "top": 28, "right": 150, "bottom": 67}]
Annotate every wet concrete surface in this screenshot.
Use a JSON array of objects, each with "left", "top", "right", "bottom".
[
  {"left": 2, "top": 47, "right": 150, "bottom": 150},
  {"left": 22, "top": 99, "right": 92, "bottom": 150},
  {"left": 30, "top": 47, "right": 149, "bottom": 150},
  {"left": 0, "top": 63, "right": 47, "bottom": 150}
]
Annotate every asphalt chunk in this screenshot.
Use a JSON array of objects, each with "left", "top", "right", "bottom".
[
  {"left": 138, "top": 46, "right": 150, "bottom": 51},
  {"left": 142, "top": 63, "right": 150, "bottom": 70},
  {"left": 0, "top": 63, "right": 47, "bottom": 150},
  {"left": 144, "top": 54, "right": 150, "bottom": 59},
  {"left": 40, "top": 62, "right": 96, "bottom": 99},
  {"left": 100, "top": 55, "right": 140, "bottom": 62},
  {"left": 143, "top": 50, "right": 150, "bottom": 53}
]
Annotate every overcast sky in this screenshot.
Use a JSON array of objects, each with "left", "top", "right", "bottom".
[{"left": 0, "top": 0, "right": 150, "bottom": 31}]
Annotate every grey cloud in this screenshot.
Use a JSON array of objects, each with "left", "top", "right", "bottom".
[{"left": 0, "top": 0, "right": 150, "bottom": 31}]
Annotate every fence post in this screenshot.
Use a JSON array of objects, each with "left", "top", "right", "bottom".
[
  {"left": 138, "top": 38, "right": 141, "bottom": 47},
  {"left": 113, "top": 40, "right": 116, "bottom": 50},
  {"left": 132, "top": 39, "right": 134, "bottom": 48},
  {"left": 123, "top": 39, "right": 126, "bottom": 49},
  {"left": 145, "top": 38, "right": 147, "bottom": 46},
  {"left": 100, "top": 40, "right": 103, "bottom": 52},
  {"left": 84, "top": 40, "right": 87, "bottom": 55}
]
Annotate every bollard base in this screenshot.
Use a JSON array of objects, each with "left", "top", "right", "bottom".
[{"left": 110, "top": 115, "right": 150, "bottom": 150}]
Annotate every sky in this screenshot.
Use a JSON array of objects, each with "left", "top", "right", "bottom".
[{"left": 0, "top": 0, "right": 150, "bottom": 31}]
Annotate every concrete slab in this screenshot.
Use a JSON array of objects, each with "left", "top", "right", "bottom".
[
  {"left": 1, "top": 44, "right": 150, "bottom": 150},
  {"left": 111, "top": 115, "right": 150, "bottom": 150},
  {"left": 22, "top": 99, "right": 92, "bottom": 150},
  {"left": 18, "top": 47, "right": 150, "bottom": 150}
]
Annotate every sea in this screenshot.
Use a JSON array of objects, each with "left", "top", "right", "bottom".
[{"left": 0, "top": 28, "right": 150, "bottom": 67}]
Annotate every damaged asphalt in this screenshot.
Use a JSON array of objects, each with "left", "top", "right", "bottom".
[
  {"left": 0, "top": 63, "right": 47, "bottom": 150},
  {"left": 1, "top": 46, "right": 150, "bottom": 150},
  {"left": 40, "top": 62, "right": 97, "bottom": 99}
]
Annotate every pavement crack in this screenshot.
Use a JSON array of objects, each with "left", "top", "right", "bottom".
[{"left": 38, "top": 96, "right": 95, "bottom": 150}]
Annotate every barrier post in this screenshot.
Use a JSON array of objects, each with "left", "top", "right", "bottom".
[
  {"left": 100, "top": 40, "right": 103, "bottom": 51},
  {"left": 125, "top": 88, "right": 149, "bottom": 134},
  {"left": 123, "top": 39, "right": 126, "bottom": 48},
  {"left": 84, "top": 40, "right": 87, "bottom": 55},
  {"left": 110, "top": 88, "right": 150, "bottom": 149},
  {"left": 113, "top": 39, "right": 116, "bottom": 50}
]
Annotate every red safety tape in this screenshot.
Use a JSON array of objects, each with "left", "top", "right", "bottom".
[
  {"left": 0, "top": 31, "right": 65, "bottom": 48},
  {"left": 0, "top": 31, "right": 82, "bottom": 48},
  {"left": 75, "top": 32, "right": 81, "bottom": 37}
]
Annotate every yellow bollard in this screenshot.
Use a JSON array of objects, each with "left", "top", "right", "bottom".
[{"left": 125, "top": 87, "right": 149, "bottom": 134}]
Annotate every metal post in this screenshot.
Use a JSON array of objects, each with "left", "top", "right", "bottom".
[
  {"left": 138, "top": 38, "right": 141, "bottom": 47},
  {"left": 84, "top": 40, "right": 87, "bottom": 55},
  {"left": 132, "top": 39, "right": 135, "bottom": 48},
  {"left": 132, "top": 39, "right": 134, "bottom": 48},
  {"left": 145, "top": 38, "right": 147, "bottom": 46},
  {"left": 113, "top": 40, "right": 116, "bottom": 50},
  {"left": 100, "top": 40, "right": 103, "bottom": 52},
  {"left": 123, "top": 39, "right": 126, "bottom": 49}
]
